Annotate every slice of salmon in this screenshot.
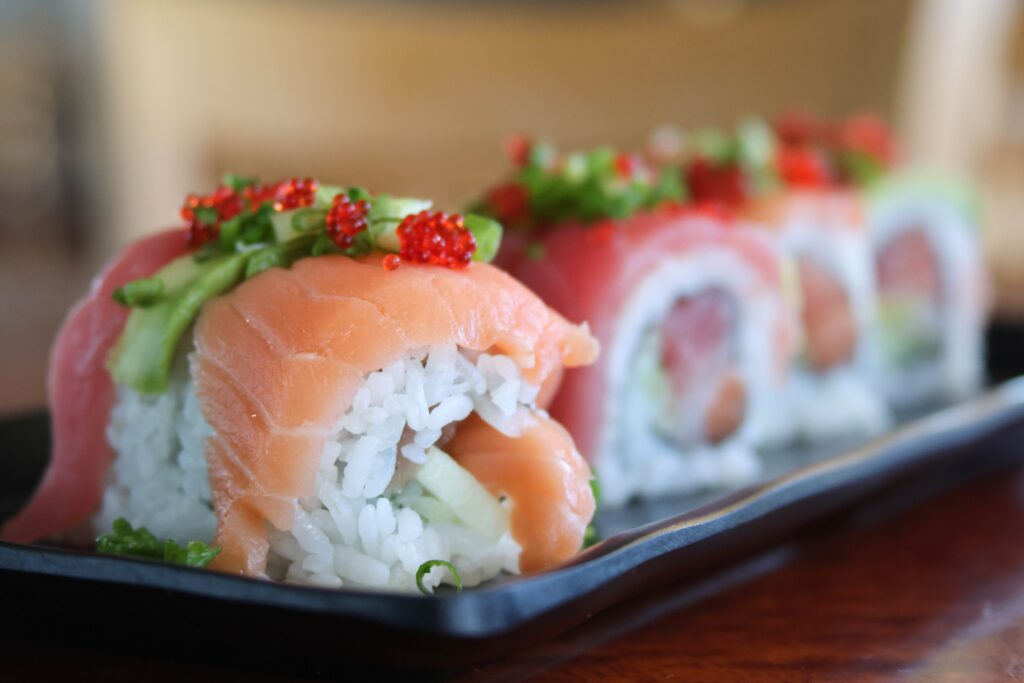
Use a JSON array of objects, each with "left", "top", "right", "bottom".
[
  {"left": 3, "top": 229, "right": 189, "bottom": 543},
  {"left": 193, "top": 253, "right": 598, "bottom": 576},
  {"left": 446, "top": 413, "right": 595, "bottom": 573}
]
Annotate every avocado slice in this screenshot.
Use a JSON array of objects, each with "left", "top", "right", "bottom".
[{"left": 108, "top": 251, "right": 250, "bottom": 394}]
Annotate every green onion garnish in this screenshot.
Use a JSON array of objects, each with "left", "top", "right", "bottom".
[
  {"left": 290, "top": 208, "right": 327, "bottom": 233},
  {"left": 96, "top": 518, "right": 221, "bottom": 568},
  {"left": 464, "top": 214, "right": 503, "bottom": 263},
  {"left": 415, "top": 559, "right": 463, "bottom": 595},
  {"left": 222, "top": 173, "right": 257, "bottom": 192},
  {"left": 193, "top": 205, "right": 219, "bottom": 226},
  {"left": 112, "top": 277, "right": 164, "bottom": 307}
]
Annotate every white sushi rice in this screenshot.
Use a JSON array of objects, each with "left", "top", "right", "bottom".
[
  {"left": 598, "top": 244, "right": 784, "bottom": 507},
  {"left": 98, "top": 343, "right": 539, "bottom": 592},
  {"left": 96, "top": 352, "right": 216, "bottom": 544}
]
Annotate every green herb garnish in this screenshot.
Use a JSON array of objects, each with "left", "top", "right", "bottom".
[
  {"left": 112, "top": 277, "right": 164, "bottom": 308},
  {"left": 581, "top": 477, "right": 601, "bottom": 549},
  {"left": 415, "top": 559, "right": 463, "bottom": 595},
  {"left": 477, "top": 142, "right": 686, "bottom": 228},
  {"left": 96, "top": 518, "right": 221, "bottom": 568},
  {"left": 465, "top": 214, "right": 502, "bottom": 263},
  {"left": 222, "top": 173, "right": 257, "bottom": 192}
]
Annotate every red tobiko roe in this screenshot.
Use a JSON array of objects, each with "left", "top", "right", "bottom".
[
  {"left": 685, "top": 157, "right": 746, "bottom": 209},
  {"left": 325, "top": 194, "right": 370, "bottom": 249},
  {"left": 182, "top": 185, "right": 246, "bottom": 247},
  {"left": 486, "top": 183, "right": 529, "bottom": 223},
  {"left": 397, "top": 210, "right": 476, "bottom": 269},
  {"left": 776, "top": 145, "right": 831, "bottom": 188},
  {"left": 613, "top": 153, "right": 647, "bottom": 181},
  {"left": 243, "top": 181, "right": 281, "bottom": 206},
  {"left": 836, "top": 112, "right": 895, "bottom": 165},
  {"left": 775, "top": 109, "right": 823, "bottom": 147},
  {"left": 273, "top": 177, "right": 319, "bottom": 212},
  {"left": 504, "top": 134, "right": 533, "bottom": 168}
]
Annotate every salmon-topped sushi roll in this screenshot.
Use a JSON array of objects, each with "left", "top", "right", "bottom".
[
  {"left": 3, "top": 176, "right": 598, "bottom": 592},
  {"left": 475, "top": 142, "right": 793, "bottom": 506}
]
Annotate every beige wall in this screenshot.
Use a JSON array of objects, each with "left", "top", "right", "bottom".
[{"left": 95, "top": 0, "right": 911, "bottom": 254}]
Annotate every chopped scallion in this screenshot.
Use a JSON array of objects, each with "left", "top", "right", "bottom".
[
  {"left": 415, "top": 559, "right": 463, "bottom": 595},
  {"left": 464, "top": 214, "right": 502, "bottom": 263}
]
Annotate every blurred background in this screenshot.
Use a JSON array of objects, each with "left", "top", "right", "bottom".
[{"left": 1, "top": 0, "right": 1022, "bottom": 413}]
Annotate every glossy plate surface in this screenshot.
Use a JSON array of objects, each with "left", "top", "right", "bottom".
[{"left": 2, "top": 378, "right": 1024, "bottom": 672}]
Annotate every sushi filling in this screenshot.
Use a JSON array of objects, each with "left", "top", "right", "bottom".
[
  {"left": 777, "top": 235, "right": 890, "bottom": 442},
  {"left": 797, "top": 256, "right": 858, "bottom": 372},
  {"left": 640, "top": 289, "right": 746, "bottom": 449},
  {"left": 599, "top": 250, "right": 773, "bottom": 506},
  {"left": 99, "top": 343, "right": 541, "bottom": 592},
  {"left": 875, "top": 228, "right": 944, "bottom": 370}
]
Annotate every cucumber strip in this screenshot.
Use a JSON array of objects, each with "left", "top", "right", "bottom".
[
  {"left": 406, "top": 495, "right": 459, "bottom": 525},
  {"left": 368, "top": 195, "right": 433, "bottom": 252},
  {"left": 245, "top": 234, "right": 317, "bottom": 279},
  {"left": 108, "top": 252, "right": 250, "bottom": 394},
  {"left": 465, "top": 214, "right": 502, "bottom": 263},
  {"left": 414, "top": 447, "right": 509, "bottom": 541}
]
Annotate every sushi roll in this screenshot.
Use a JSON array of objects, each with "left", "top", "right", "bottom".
[
  {"left": 3, "top": 176, "right": 599, "bottom": 592},
  {"left": 868, "top": 171, "right": 988, "bottom": 409},
  {"left": 681, "top": 118, "right": 891, "bottom": 442},
  {"left": 476, "top": 142, "right": 793, "bottom": 506}
]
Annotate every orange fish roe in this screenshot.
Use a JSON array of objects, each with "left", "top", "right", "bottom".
[
  {"left": 382, "top": 253, "right": 401, "bottom": 271},
  {"left": 325, "top": 194, "right": 369, "bottom": 249},
  {"left": 397, "top": 210, "right": 476, "bottom": 268},
  {"left": 273, "top": 177, "right": 319, "bottom": 212}
]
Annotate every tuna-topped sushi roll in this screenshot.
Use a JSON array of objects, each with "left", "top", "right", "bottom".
[
  {"left": 679, "top": 117, "right": 891, "bottom": 442},
  {"left": 868, "top": 171, "right": 988, "bottom": 409},
  {"left": 3, "top": 176, "right": 599, "bottom": 592},
  {"left": 475, "top": 140, "right": 793, "bottom": 506}
]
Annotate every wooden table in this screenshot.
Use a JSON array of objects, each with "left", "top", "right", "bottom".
[{"left": 6, "top": 462, "right": 1024, "bottom": 681}]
